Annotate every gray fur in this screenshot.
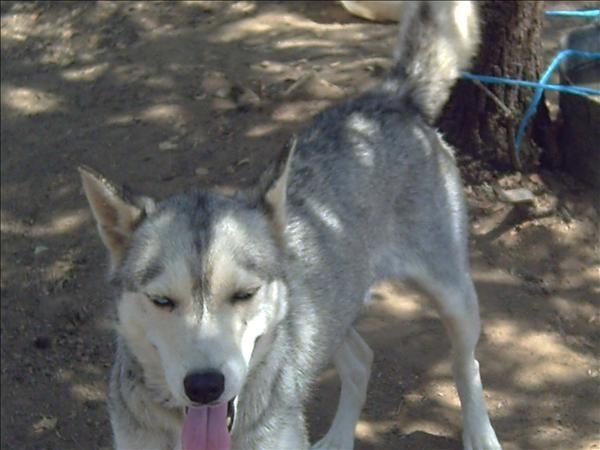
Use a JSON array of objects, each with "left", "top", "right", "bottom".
[
  {"left": 387, "top": 0, "right": 480, "bottom": 122},
  {"left": 82, "top": 2, "right": 501, "bottom": 449}
]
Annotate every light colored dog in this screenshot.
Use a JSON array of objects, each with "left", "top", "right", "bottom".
[{"left": 80, "top": 2, "right": 501, "bottom": 449}]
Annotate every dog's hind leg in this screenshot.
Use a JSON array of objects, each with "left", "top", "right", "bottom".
[
  {"left": 312, "top": 327, "right": 373, "bottom": 450},
  {"left": 415, "top": 273, "right": 501, "bottom": 450}
]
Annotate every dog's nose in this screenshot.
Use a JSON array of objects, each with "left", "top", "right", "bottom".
[{"left": 183, "top": 370, "right": 225, "bottom": 404}]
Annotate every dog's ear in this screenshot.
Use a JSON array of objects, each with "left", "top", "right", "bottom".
[
  {"left": 78, "top": 166, "right": 155, "bottom": 273},
  {"left": 255, "top": 137, "right": 297, "bottom": 240}
]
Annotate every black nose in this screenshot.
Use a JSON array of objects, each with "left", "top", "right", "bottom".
[{"left": 183, "top": 371, "right": 225, "bottom": 404}]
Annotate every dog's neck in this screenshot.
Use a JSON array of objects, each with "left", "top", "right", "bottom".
[{"left": 230, "top": 323, "right": 296, "bottom": 446}]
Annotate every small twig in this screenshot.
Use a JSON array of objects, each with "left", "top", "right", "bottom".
[
  {"left": 473, "top": 79, "right": 514, "bottom": 118},
  {"left": 472, "top": 79, "right": 522, "bottom": 169}
]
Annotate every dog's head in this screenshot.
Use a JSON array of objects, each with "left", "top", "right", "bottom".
[{"left": 79, "top": 140, "right": 296, "bottom": 427}]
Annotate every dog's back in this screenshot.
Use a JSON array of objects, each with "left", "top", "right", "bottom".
[{"left": 285, "top": 1, "right": 481, "bottom": 320}]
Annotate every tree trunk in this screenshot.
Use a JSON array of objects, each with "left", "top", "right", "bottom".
[{"left": 439, "top": 1, "right": 553, "bottom": 172}]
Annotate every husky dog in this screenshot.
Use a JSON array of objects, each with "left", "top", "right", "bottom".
[{"left": 80, "top": 2, "right": 501, "bottom": 449}]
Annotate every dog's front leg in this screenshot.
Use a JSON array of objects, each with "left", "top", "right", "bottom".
[{"left": 312, "top": 327, "right": 373, "bottom": 450}]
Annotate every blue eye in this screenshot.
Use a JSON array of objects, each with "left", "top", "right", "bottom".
[{"left": 149, "top": 296, "right": 176, "bottom": 309}]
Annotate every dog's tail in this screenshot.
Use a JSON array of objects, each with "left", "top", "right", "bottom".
[{"left": 386, "top": 1, "right": 480, "bottom": 122}]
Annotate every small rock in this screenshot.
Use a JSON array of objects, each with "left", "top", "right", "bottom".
[
  {"left": 158, "top": 140, "right": 178, "bottom": 152},
  {"left": 214, "top": 87, "right": 231, "bottom": 99},
  {"left": 34, "top": 245, "right": 48, "bottom": 256},
  {"left": 529, "top": 173, "right": 543, "bottom": 185},
  {"left": 195, "top": 166, "right": 209, "bottom": 176},
  {"left": 497, "top": 173, "right": 522, "bottom": 188},
  {"left": 34, "top": 416, "right": 57, "bottom": 433},
  {"left": 495, "top": 187, "right": 536, "bottom": 205}
]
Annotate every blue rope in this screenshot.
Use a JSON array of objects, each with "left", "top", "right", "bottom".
[
  {"left": 459, "top": 9, "right": 600, "bottom": 165},
  {"left": 462, "top": 49, "right": 600, "bottom": 162},
  {"left": 515, "top": 49, "right": 599, "bottom": 156},
  {"left": 461, "top": 72, "right": 600, "bottom": 97},
  {"left": 544, "top": 10, "right": 600, "bottom": 17},
  {"left": 463, "top": 51, "right": 600, "bottom": 154}
]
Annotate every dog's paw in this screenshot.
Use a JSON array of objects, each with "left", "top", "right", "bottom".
[
  {"left": 311, "top": 434, "right": 354, "bottom": 450},
  {"left": 462, "top": 421, "right": 502, "bottom": 450}
]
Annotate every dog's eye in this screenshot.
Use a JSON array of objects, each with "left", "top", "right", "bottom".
[
  {"left": 231, "top": 289, "right": 258, "bottom": 302},
  {"left": 149, "top": 295, "right": 176, "bottom": 310}
]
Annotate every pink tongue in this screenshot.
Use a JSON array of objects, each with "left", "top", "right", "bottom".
[{"left": 182, "top": 404, "right": 231, "bottom": 450}]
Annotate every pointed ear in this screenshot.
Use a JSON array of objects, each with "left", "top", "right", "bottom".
[
  {"left": 257, "top": 137, "right": 297, "bottom": 240},
  {"left": 78, "top": 166, "right": 154, "bottom": 273}
]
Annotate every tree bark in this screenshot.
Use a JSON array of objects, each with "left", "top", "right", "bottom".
[{"left": 439, "top": 1, "right": 553, "bottom": 172}]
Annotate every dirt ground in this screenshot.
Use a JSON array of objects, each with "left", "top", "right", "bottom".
[{"left": 1, "top": 2, "right": 599, "bottom": 450}]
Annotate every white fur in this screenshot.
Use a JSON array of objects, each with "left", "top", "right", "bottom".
[{"left": 311, "top": 328, "right": 373, "bottom": 450}]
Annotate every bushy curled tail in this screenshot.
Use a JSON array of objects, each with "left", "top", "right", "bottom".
[{"left": 386, "top": 1, "right": 480, "bottom": 122}]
